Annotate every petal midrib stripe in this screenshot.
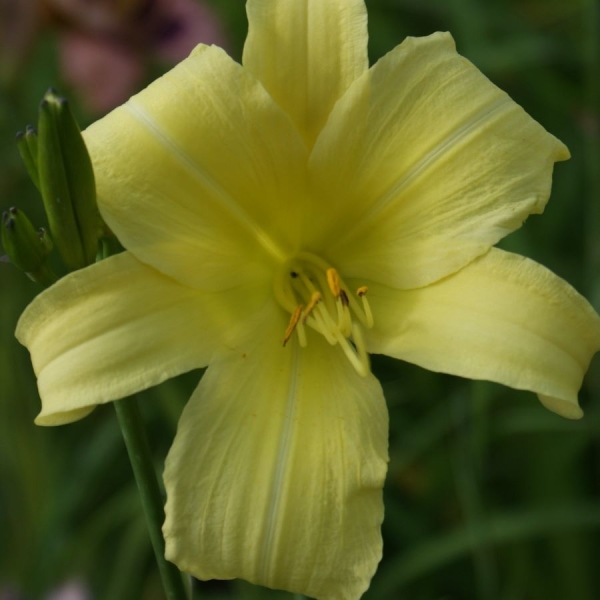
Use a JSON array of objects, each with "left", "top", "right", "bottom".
[
  {"left": 34, "top": 292, "right": 199, "bottom": 373},
  {"left": 125, "top": 100, "right": 288, "bottom": 263},
  {"left": 337, "top": 96, "right": 511, "bottom": 246},
  {"left": 258, "top": 340, "right": 300, "bottom": 583}
]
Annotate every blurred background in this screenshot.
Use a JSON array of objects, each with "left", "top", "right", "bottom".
[{"left": 1, "top": 0, "right": 599, "bottom": 598}]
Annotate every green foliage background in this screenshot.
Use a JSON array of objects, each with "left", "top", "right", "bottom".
[{"left": 1, "top": 0, "right": 599, "bottom": 598}]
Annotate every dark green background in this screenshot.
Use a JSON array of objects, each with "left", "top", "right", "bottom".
[{"left": 1, "top": 0, "right": 599, "bottom": 598}]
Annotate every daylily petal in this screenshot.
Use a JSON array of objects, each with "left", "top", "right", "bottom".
[
  {"left": 243, "top": 0, "right": 368, "bottom": 148},
  {"left": 84, "top": 44, "right": 307, "bottom": 291},
  {"left": 163, "top": 305, "right": 388, "bottom": 600},
  {"left": 16, "top": 252, "right": 270, "bottom": 425},
  {"left": 361, "top": 248, "right": 600, "bottom": 419},
  {"left": 309, "top": 32, "right": 569, "bottom": 289}
]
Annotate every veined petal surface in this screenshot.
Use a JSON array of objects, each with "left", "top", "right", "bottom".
[
  {"left": 309, "top": 32, "right": 569, "bottom": 289},
  {"left": 163, "top": 306, "right": 388, "bottom": 600},
  {"left": 84, "top": 44, "right": 308, "bottom": 291},
  {"left": 361, "top": 248, "right": 600, "bottom": 419},
  {"left": 243, "top": 0, "right": 368, "bottom": 148},
  {"left": 16, "top": 252, "right": 270, "bottom": 425}
]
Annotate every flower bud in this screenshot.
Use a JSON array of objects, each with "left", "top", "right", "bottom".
[
  {"left": 37, "top": 88, "right": 99, "bottom": 271},
  {"left": 1, "top": 207, "right": 57, "bottom": 286},
  {"left": 16, "top": 125, "right": 40, "bottom": 190},
  {"left": 38, "top": 227, "right": 53, "bottom": 254}
]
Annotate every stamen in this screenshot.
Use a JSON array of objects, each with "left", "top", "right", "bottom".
[
  {"left": 326, "top": 268, "right": 341, "bottom": 298},
  {"left": 303, "top": 291, "right": 322, "bottom": 322},
  {"left": 295, "top": 272, "right": 337, "bottom": 343},
  {"left": 296, "top": 318, "right": 307, "bottom": 347},
  {"left": 275, "top": 253, "right": 375, "bottom": 375},
  {"left": 356, "top": 286, "right": 374, "bottom": 328},
  {"left": 311, "top": 303, "right": 339, "bottom": 345},
  {"left": 283, "top": 305, "right": 303, "bottom": 346},
  {"left": 297, "top": 271, "right": 318, "bottom": 296},
  {"left": 351, "top": 323, "right": 370, "bottom": 374},
  {"left": 339, "top": 289, "right": 349, "bottom": 307},
  {"left": 335, "top": 298, "right": 346, "bottom": 335},
  {"left": 333, "top": 328, "right": 369, "bottom": 377},
  {"left": 305, "top": 266, "right": 336, "bottom": 314},
  {"left": 336, "top": 290, "right": 352, "bottom": 337}
]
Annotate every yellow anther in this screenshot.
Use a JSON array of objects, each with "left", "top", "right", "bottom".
[
  {"left": 277, "top": 254, "right": 376, "bottom": 369},
  {"left": 283, "top": 305, "right": 303, "bottom": 346},
  {"left": 303, "top": 291, "right": 322, "bottom": 322},
  {"left": 326, "top": 268, "right": 341, "bottom": 298}
]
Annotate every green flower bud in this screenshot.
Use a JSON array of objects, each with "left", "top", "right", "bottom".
[
  {"left": 1, "top": 207, "right": 57, "bottom": 286},
  {"left": 38, "top": 227, "right": 53, "bottom": 254},
  {"left": 16, "top": 125, "right": 40, "bottom": 190},
  {"left": 38, "top": 88, "right": 99, "bottom": 271}
]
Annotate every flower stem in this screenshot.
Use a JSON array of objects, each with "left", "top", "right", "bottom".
[{"left": 114, "top": 396, "right": 188, "bottom": 600}]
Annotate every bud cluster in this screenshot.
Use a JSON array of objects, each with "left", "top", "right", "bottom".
[
  {"left": 2, "top": 88, "right": 103, "bottom": 285},
  {"left": 1, "top": 208, "right": 56, "bottom": 286}
]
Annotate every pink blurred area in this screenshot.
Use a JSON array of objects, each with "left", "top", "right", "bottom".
[
  {"left": 59, "top": 33, "right": 145, "bottom": 114},
  {"left": 51, "top": 0, "right": 228, "bottom": 113},
  {"left": 0, "top": 580, "right": 90, "bottom": 600},
  {"left": 45, "top": 580, "right": 91, "bottom": 600}
]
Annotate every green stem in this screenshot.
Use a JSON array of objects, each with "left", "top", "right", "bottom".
[{"left": 114, "top": 396, "right": 188, "bottom": 600}]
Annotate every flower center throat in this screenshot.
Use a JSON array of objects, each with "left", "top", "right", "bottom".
[{"left": 273, "top": 252, "right": 374, "bottom": 376}]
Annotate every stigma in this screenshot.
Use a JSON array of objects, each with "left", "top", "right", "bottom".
[{"left": 273, "top": 252, "right": 374, "bottom": 377}]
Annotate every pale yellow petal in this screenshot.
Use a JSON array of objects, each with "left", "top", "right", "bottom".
[
  {"left": 39, "top": 406, "right": 97, "bottom": 427},
  {"left": 16, "top": 252, "right": 271, "bottom": 425},
  {"left": 243, "top": 0, "right": 368, "bottom": 148},
  {"left": 163, "top": 305, "right": 388, "bottom": 600},
  {"left": 84, "top": 44, "right": 307, "bottom": 291},
  {"left": 361, "top": 249, "right": 600, "bottom": 419},
  {"left": 309, "top": 32, "right": 569, "bottom": 289}
]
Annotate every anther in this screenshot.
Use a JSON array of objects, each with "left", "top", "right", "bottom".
[
  {"left": 283, "top": 305, "right": 303, "bottom": 346},
  {"left": 339, "top": 289, "right": 349, "bottom": 307},
  {"left": 276, "top": 254, "right": 376, "bottom": 373},
  {"left": 303, "top": 291, "right": 322, "bottom": 322},
  {"left": 326, "top": 268, "right": 341, "bottom": 298}
]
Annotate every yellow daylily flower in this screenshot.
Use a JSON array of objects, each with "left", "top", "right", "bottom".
[{"left": 15, "top": 0, "right": 600, "bottom": 598}]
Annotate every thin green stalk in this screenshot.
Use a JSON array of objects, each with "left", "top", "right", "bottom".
[{"left": 114, "top": 396, "right": 188, "bottom": 600}]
